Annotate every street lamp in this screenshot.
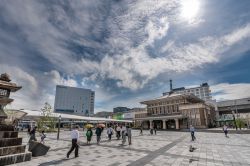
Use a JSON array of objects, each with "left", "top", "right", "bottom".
[
  {"left": 234, "top": 100, "right": 239, "bottom": 118},
  {"left": 57, "top": 115, "right": 61, "bottom": 140}
]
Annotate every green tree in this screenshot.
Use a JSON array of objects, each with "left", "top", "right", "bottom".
[
  {"left": 235, "top": 118, "right": 245, "bottom": 130},
  {"left": 38, "top": 102, "right": 56, "bottom": 132}
]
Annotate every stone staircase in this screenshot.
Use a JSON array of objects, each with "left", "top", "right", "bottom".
[{"left": 0, "top": 125, "right": 31, "bottom": 166}]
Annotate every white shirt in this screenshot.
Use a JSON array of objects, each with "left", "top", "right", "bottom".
[
  {"left": 127, "top": 128, "right": 132, "bottom": 136},
  {"left": 107, "top": 127, "right": 113, "bottom": 134},
  {"left": 116, "top": 126, "right": 121, "bottom": 131},
  {"left": 71, "top": 129, "right": 79, "bottom": 139},
  {"left": 122, "top": 126, "right": 127, "bottom": 131}
]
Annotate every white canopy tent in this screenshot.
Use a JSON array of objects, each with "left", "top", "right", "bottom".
[{"left": 18, "top": 109, "right": 132, "bottom": 123}]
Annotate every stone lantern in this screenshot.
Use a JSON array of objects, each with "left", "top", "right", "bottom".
[{"left": 0, "top": 73, "right": 31, "bottom": 165}]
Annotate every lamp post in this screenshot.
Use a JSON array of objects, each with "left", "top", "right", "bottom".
[
  {"left": 57, "top": 115, "right": 61, "bottom": 140},
  {"left": 232, "top": 111, "right": 237, "bottom": 131},
  {"left": 234, "top": 100, "right": 239, "bottom": 118}
]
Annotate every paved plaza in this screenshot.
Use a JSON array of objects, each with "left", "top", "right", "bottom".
[{"left": 14, "top": 130, "right": 250, "bottom": 166}]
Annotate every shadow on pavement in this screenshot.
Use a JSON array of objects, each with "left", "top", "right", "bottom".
[{"left": 38, "top": 158, "right": 71, "bottom": 166}]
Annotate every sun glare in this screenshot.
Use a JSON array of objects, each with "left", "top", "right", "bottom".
[{"left": 181, "top": 0, "right": 200, "bottom": 21}]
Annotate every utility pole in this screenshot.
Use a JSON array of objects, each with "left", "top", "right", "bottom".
[{"left": 57, "top": 115, "right": 61, "bottom": 140}]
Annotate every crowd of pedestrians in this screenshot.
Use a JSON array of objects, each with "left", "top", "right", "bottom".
[{"left": 25, "top": 122, "right": 233, "bottom": 159}]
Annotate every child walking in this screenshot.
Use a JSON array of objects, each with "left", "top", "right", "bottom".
[{"left": 40, "top": 130, "right": 46, "bottom": 144}]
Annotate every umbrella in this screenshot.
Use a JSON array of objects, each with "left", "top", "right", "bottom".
[
  {"left": 98, "top": 124, "right": 106, "bottom": 128},
  {"left": 85, "top": 124, "right": 94, "bottom": 129}
]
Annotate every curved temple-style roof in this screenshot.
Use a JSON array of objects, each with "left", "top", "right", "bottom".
[
  {"left": 140, "top": 93, "right": 203, "bottom": 104},
  {"left": 18, "top": 109, "right": 133, "bottom": 123}
]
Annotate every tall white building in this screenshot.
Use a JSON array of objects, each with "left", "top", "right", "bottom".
[
  {"left": 54, "top": 85, "right": 95, "bottom": 116},
  {"left": 163, "top": 82, "right": 212, "bottom": 101}
]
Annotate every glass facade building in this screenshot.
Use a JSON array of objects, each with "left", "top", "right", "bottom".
[{"left": 54, "top": 85, "right": 95, "bottom": 116}]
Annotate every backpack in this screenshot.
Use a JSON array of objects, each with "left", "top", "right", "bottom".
[
  {"left": 41, "top": 134, "right": 46, "bottom": 139},
  {"left": 86, "top": 130, "right": 91, "bottom": 137}
]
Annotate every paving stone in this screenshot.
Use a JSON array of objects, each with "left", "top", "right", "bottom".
[{"left": 12, "top": 130, "right": 250, "bottom": 166}]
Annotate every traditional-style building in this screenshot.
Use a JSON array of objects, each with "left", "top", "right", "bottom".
[{"left": 136, "top": 93, "right": 215, "bottom": 129}]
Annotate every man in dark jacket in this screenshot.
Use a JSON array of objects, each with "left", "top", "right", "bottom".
[
  {"left": 95, "top": 126, "right": 102, "bottom": 145},
  {"left": 29, "top": 126, "right": 37, "bottom": 143}
]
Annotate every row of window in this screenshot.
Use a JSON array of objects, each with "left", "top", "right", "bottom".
[
  {"left": 148, "top": 105, "right": 179, "bottom": 115},
  {"left": 148, "top": 100, "right": 185, "bottom": 107},
  {"left": 135, "top": 113, "right": 147, "bottom": 118}
]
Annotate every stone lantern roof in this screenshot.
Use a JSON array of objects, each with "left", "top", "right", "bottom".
[
  {"left": 0, "top": 73, "right": 22, "bottom": 92},
  {"left": 0, "top": 73, "right": 11, "bottom": 82}
]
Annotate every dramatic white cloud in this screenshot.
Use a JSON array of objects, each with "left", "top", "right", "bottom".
[
  {"left": 4, "top": 0, "right": 250, "bottom": 91},
  {"left": 0, "top": 65, "right": 78, "bottom": 110},
  {"left": 44, "top": 70, "right": 78, "bottom": 87},
  {"left": 211, "top": 83, "right": 250, "bottom": 101},
  {"left": 96, "top": 24, "right": 250, "bottom": 90},
  {"left": 0, "top": 0, "right": 250, "bottom": 111},
  {"left": 0, "top": 64, "right": 40, "bottom": 109}
]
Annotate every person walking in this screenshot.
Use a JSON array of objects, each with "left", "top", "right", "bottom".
[
  {"left": 95, "top": 126, "right": 102, "bottom": 145},
  {"left": 107, "top": 125, "right": 113, "bottom": 141},
  {"left": 116, "top": 125, "right": 121, "bottom": 139},
  {"left": 40, "top": 130, "right": 46, "bottom": 144},
  {"left": 86, "top": 128, "right": 93, "bottom": 145},
  {"left": 190, "top": 125, "right": 196, "bottom": 141},
  {"left": 140, "top": 125, "right": 143, "bottom": 135},
  {"left": 67, "top": 125, "right": 80, "bottom": 158},
  {"left": 122, "top": 126, "right": 127, "bottom": 145},
  {"left": 223, "top": 125, "right": 228, "bottom": 137},
  {"left": 27, "top": 125, "right": 31, "bottom": 136},
  {"left": 29, "top": 126, "right": 37, "bottom": 143},
  {"left": 127, "top": 125, "right": 132, "bottom": 145},
  {"left": 121, "top": 124, "right": 126, "bottom": 140},
  {"left": 153, "top": 124, "right": 157, "bottom": 135},
  {"left": 150, "top": 127, "right": 153, "bottom": 135}
]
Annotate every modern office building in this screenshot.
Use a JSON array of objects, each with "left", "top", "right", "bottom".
[
  {"left": 54, "top": 85, "right": 95, "bottom": 116},
  {"left": 122, "top": 108, "right": 144, "bottom": 121},
  {"left": 113, "top": 107, "right": 131, "bottom": 113},
  {"left": 94, "top": 111, "right": 113, "bottom": 118},
  {"left": 163, "top": 80, "right": 212, "bottom": 101}
]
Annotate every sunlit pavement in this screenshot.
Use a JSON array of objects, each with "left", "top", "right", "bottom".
[{"left": 14, "top": 130, "right": 250, "bottom": 166}]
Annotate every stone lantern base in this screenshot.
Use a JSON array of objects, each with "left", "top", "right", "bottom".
[{"left": 0, "top": 124, "right": 31, "bottom": 165}]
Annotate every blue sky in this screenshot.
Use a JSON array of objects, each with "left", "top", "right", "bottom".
[{"left": 0, "top": 0, "right": 250, "bottom": 112}]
